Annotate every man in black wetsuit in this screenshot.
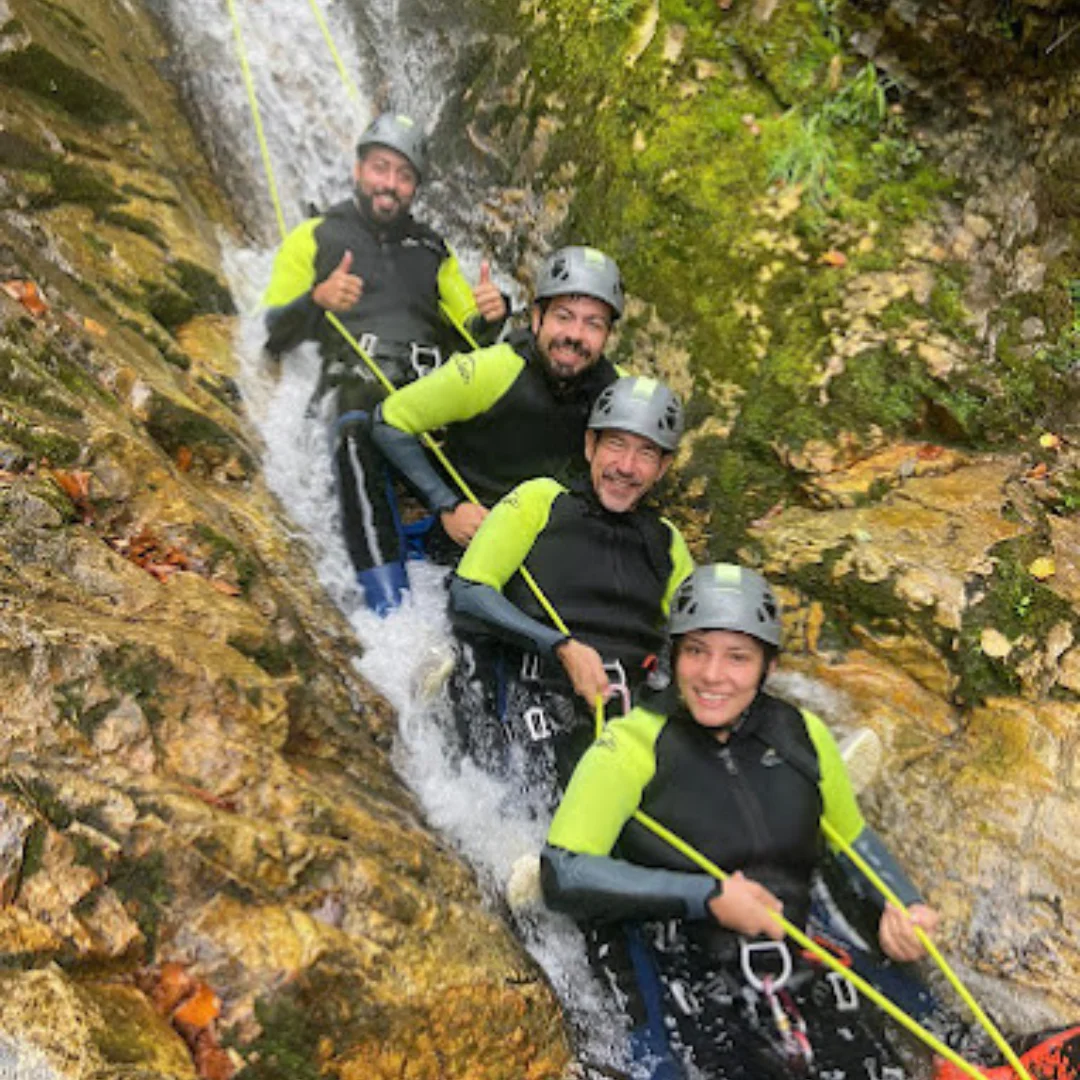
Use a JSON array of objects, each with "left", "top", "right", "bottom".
[
  {"left": 263, "top": 112, "right": 507, "bottom": 614},
  {"left": 370, "top": 246, "right": 624, "bottom": 553},
  {"left": 446, "top": 375, "right": 693, "bottom": 800}
]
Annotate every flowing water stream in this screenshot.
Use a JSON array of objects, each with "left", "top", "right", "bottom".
[{"left": 153, "top": 0, "right": 628, "bottom": 1069}]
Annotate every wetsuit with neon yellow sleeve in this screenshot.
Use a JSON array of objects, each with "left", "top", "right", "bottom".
[
  {"left": 450, "top": 477, "right": 694, "bottom": 681},
  {"left": 542, "top": 693, "right": 924, "bottom": 937},
  {"left": 371, "top": 328, "right": 618, "bottom": 513},
  {"left": 263, "top": 197, "right": 499, "bottom": 379},
  {"left": 542, "top": 693, "right": 926, "bottom": 1080},
  {"left": 260, "top": 197, "right": 505, "bottom": 599}
]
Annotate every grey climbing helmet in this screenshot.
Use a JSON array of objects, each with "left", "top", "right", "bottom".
[
  {"left": 356, "top": 113, "right": 427, "bottom": 179},
  {"left": 535, "top": 246, "right": 624, "bottom": 319},
  {"left": 668, "top": 563, "right": 782, "bottom": 647},
  {"left": 588, "top": 376, "right": 684, "bottom": 453}
]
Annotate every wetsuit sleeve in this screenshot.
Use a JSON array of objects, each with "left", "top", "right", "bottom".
[
  {"left": 542, "top": 711, "right": 717, "bottom": 922},
  {"left": 370, "top": 406, "right": 460, "bottom": 513},
  {"left": 380, "top": 345, "right": 524, "bottom": 433},
  {"left": 660, "top": 521, "right": 695, "bottom": 616},
  {"left": 456, "top": 478, "right": 562, "bottom": 589},
  {"left": 263, "top": 219, "right": 323, "bottom": 356},
  {"left": 437, "top": 250, "right": 507, "bottom": 347},
  {"left": 371, "top": 346, "right": 524, "bottom": 511},
  {"left": 450, "top": 479, "right": 566, "bottom": 654},
  {"left": 805, "top": 711, "right": 924, "bottom": 909},
  {"left": 541, "top": 846, "right": 716, "bottom": 923},
  {"left": 450, "top": 577, "right": 566, "bottom": 656}
]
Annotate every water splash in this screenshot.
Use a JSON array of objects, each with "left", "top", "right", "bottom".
[
  {"left": 152, "top": 0, "right": 371, "bottom": 241},
  {"left": 221, "top": 234, "right": 627, "bottom": 1068}
]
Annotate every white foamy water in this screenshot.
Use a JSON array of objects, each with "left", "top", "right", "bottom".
[{"left": 221, "top": 230, "right": 628, "bottom": 1069}]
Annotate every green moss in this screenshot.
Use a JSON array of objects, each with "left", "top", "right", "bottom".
[
  {"left": 141, "top": 280, "right": 197, "bottom": 332},
  {"left": 954, "top": 534, "right": 1079, "bottom": 704},
  {"left": 102, "top": 645, "right": 164, "bottom": 727},
  {"left": 17, "top": 777, "right": 74, "bottom": 831},
  {"left": 21, "top": 820, "right": 48, "bottom": 879},
  {"left": 170, "top": 260, "right": 235, "bottom": 316},
  {"left": 192, "top": 523, "right": 259, "bottom": 591},
  {"left": 107, "top": 851, "right": 171, "bottom": 955},
  {"left": 240, "top": 996, "right": 325, "bottom": 1080},
  {"left": 235, "top": 970, "right": 382, "bottom": 1080},
  {"left": 142, "top": 393, "right": 252, "bottom": 474},
  {"left": 0, "top": 408, "right": 81, "bottom": 465},
  {"left": 100, "top": 210, "right": 167, "bottom": 247},
  {"left": 0, "top": 44, "right": 132, "bottom": 125}
]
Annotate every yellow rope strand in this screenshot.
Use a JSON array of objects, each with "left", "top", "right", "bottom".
[
  {"left": 305, "top": 0, "right": 363, "bottom": 104},
  {"left": 224, "top": 0, "right": 288, "bottom": 239},
  {"left": 635, "top": 809, "right": 996, "bottom": 1080},
  {"left": 822, "top": 819, "right": 1030, "bottom": 1080}
]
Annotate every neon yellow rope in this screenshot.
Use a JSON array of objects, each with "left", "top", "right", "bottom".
[
  {"left": 636, "top": 809, "right": 995, "bottom": 1080},
  {"left": 822, "top": 819, "right": 1030, "bottom": 1080},
  {"left": 224, "top": 0, "right": 288, "bottom": 240},
  {"left": 305, "top": 0, "right": 363, "bottom": 104}
]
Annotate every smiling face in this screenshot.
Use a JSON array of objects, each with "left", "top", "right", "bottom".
[
  {"left": 584, "top": 428, "right": 670, "bottom": 514},
  {"left": 675, "top": 629, "right": 773, "bottom": 734},
  {"left": 531, "top": 294, "right": 614, "bottom": 381},
  {"left": 353, "top": 145, "right": 418, "bottom": 224}
]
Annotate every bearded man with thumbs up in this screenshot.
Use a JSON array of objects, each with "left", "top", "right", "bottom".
[{"left": 263, "top": 112, "right": 508, "bottom": 614}]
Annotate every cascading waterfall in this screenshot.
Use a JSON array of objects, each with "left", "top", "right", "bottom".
[{"left": 154, "top": 0, "right": 626, "bottom": 1069}]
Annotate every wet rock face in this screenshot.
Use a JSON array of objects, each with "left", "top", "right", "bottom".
[
  {"left": 0, "top": 0, "right": 570, "bottom": 1076},
  {"left": 755, "top": 446, "right": 1080, "bottom": 1015}
]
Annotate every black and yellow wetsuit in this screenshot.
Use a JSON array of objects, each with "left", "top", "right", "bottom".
[
  {"left": 371, "top": 329, "right": 619, "bottom": 521},
  {"left": 446, "top": 478, "right": 693, "bottom": 798},
  {"left": 542, "top": 693, "right": 924, "bottom": 1079},
  {"left": 262, "top": 198, "right": 499, "bottom": 584}
]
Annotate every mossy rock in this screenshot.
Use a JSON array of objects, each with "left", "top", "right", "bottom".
[{"left": 0, "top": 42, "right": 133, "bottom": 125}]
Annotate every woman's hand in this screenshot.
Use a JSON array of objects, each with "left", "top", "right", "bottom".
[
  {"left": 707, "top": 871, "right": 784, "bottom": 940},
  {"left": 878, "top": 902, "right": 940, "bottom": 962}
]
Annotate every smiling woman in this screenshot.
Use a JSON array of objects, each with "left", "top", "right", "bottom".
[{"left": 541, "top": 562, "right": 942, "bottom": 1078}]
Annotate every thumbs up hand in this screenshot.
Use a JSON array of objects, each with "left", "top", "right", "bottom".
[
  {"left": 472, "top": 259, "right": 507, "bottom": 324},
  {"left": 313, "top": 250, "right": 364, "bottom": 312}
]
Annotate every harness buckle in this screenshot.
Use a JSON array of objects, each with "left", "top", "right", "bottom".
[
  {"left": 740, "top": 938, "right": 793, "bottom": 993},
  {"left": 603, "top": 659, "right": 631, "bottom": 717},
  {"left": 409, "top": 342, "right": 442, "bottom": 378},
  {"left": 826, "top": 970, "right": 859, "bottom": 1012},
  {"left": 520, "top": 652, "right": 543, "bottom": 683},
  {"left": 523, "top": 705, "right": 552, "bottom": 742}
]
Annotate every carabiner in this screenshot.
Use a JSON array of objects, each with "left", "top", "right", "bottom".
[{"left": 740, "top": 938, "right": 793, "bottom": 993}]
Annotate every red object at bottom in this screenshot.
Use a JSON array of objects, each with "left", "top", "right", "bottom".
[{"left": 934, "top": 1025, "right": 1080, "bottom": 1080}]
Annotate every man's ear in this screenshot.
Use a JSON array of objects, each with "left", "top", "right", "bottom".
[
  {"left": 656, "top": 453, "right": 674, "bottom": 481},
  {"left": 530, "top": 302, "right": 542, "bottom": 337},
  {"left": 584, "top": 428, "right": 598, "bottom": 463},
  {"left": 352, "top": 159, "right": 363, "bottom": 184}
]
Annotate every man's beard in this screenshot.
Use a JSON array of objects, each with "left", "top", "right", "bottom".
[
  {"left": 355, "top": 185, "right": 407, "bottom": 225},
  {"left": 540, "top": 336, "right": 595, "bottom": 382}
]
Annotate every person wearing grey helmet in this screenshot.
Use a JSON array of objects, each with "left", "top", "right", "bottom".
[
  {"left": 541, "top": 562, "right": 942, "bottom": 1080},
  {"left": 370, "top": 245, "right": 625, "bottom": 557},
  {"left": 262, "top": 112, "right": 508, "bottom": 616},
  {"left": 444, "top": 376, "right": 693, "bottom": 802}
]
